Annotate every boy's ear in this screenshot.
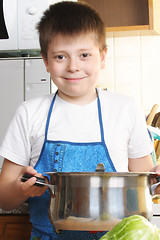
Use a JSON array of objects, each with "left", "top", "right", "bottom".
[
  {"left": 100, "top": 48, "right": 107, "bottom": 69},
  {"left": 42, "top": 54, "right": 50, "bottom": 73}
]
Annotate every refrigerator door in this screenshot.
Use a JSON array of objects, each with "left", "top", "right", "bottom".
[
  {"left": 0, "top": 59, "right": 24, "bottom": 168},
  {"left": 25, "top": 58, "right": 50, "bottom": 100}
]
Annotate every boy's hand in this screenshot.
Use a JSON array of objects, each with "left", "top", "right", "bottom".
[
  {"left": 150, "top": 164, "right": 160, "bottom": 195},
  {"left": 18, "top": 166, "right": 48, "bottom": 197},
  {"left": 0, "top": 159, "right": 48, "bottom": 210}
]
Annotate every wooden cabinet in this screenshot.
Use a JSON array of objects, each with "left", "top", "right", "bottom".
[
  {"left": 79, "top": 0, "right": 160, "bottom": 34},
  {"left": 0, "top": 215, "right": 32, "bottom": 240}
]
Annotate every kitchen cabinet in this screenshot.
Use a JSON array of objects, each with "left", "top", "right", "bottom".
[
  {"left": 0, "top": 215, "right": 32, "bottom": 240},
  {"left": 24, "top": 58, "right": 50, "bottom": 100},
  {"left": 78, "top": 0, "right": 160, "bottom": 34},
  {"left": 152, "top": 203, "right": 160, "bottom": 228}
]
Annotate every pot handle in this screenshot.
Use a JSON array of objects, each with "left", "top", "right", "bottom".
[
  {"left": 21, "top": 173, "right": 56, "bottom": 195},
  {"left": 150, "top": 176, "right": 160, "bottom": 195},
  {"left": 21, "top": 173, "right": 46, "bottom": 187}
]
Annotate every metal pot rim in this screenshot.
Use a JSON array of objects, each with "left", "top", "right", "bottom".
[{"left": 45, "top": 171, "right": 157, "bottom": 177}]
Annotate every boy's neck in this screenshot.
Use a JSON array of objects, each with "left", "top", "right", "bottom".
[{"left": 57, "top": 89, "right": 97, "bottom": 106}]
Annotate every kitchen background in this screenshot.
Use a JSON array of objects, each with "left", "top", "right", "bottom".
[
  {"left": 100, "top": 30, "right": 160, "bottom": 116},
  {"left": 1, "top": 0, "right": 160, "bottom": 237}
]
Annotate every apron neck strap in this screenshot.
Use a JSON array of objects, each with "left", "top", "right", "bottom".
[
  {"left": 45, "top": 89, "right": 105, "bottom": 143},
  {"left": 96, "top": 89, "right": 105, "bottom": 143},
  {"left": 45, "top": 91, "right": 58, "bottom": 140}
]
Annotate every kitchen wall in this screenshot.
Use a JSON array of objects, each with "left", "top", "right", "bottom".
[{"left": 98, "top": 30, "right": 160, "bottom": 116}]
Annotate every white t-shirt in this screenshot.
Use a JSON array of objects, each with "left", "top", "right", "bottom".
[{"left": 0, "top": 88, "right": 153, "bottom": 171}]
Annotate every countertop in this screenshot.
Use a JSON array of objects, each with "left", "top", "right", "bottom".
[{"left": 0, "top": 202, "right": 29, "bottom": 215}]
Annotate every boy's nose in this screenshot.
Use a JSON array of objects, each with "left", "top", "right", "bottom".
[{"left": 67, "top": 58, "right": 79, "bottom": 72}]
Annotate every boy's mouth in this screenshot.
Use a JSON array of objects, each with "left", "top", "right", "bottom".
[{"left": 64, "top": 76, "right": 87, "bottom": 81}]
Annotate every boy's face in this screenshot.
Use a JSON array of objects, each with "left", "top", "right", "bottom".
[{"left": 43, "top": 32, "right": 107, "bottom": 104}]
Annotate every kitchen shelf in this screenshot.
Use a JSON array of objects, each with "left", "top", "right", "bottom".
[{"left": 79, "top": 0, "right": 160, "bottom": 34}]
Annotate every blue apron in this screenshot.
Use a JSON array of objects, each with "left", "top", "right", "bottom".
[{"left": 29, "top": 90, "right": 116, "bottom": 240}]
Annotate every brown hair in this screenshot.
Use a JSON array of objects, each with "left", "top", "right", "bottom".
[{"left": 37, "top": 1, "right": 107, "bottom": 59}]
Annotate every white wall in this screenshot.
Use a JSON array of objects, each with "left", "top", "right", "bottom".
[{"left": 98, "top": 30, "right": 160, "bottom": 115}]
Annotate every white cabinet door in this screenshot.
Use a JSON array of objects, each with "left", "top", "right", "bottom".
[
  {"left": 25, "top": 58, "right": 50, "bottom": 100},
  {"left": 0, "top": 59, "right": 24, "bottom": 168}
]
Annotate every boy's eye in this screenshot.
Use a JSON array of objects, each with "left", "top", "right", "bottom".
[
  {"left": 55, "top": 55, "right": 65, "bottom": 60},
  {"left": 81, "top": 53, "right": 90, "bottom": 58}
]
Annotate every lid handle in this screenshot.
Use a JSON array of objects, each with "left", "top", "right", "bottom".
[{"left": 95, "top": 163, "right": 105, "bottom": 172}]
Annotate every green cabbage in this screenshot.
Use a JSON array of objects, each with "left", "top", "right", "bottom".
[{"left": 100, "top": 215, "right": 160, "bottom": 240}]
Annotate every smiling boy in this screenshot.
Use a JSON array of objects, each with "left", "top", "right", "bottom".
[
  {"left": 0, "top": 1, "right": 157, "bottom": 240},
  {"left": 43, "top": 32, "right": 106, "bottom": 105}
]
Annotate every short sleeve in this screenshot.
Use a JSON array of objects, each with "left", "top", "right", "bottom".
[
  {"left": 0, "top": 103, "right": 31, "bottom": 166},
  {"left": 128, "top": 101, "right": 153, "bottom": 158}
]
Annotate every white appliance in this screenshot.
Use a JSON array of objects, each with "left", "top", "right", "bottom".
[
  {"left": 0, "top": 0, "right": 51, "bottom": 52},
  {"left": 151, "top": 203, "right": 160, "bottom": 228},
  {"left": 25, "top": 59, "right": 50, "bottom": 100},
  {"left": 0, "top": 57, "right": 55, "bottom": 169},
  {"left": 0, "top": 59, "right": 24, "bottom": 168}
]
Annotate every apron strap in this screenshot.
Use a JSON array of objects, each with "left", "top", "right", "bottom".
[
  {"left": 45, "top": 91, "right": 58, "bottom": 140},
  {"left": 45, "top": 89, "right": 105, "bottom": 143},
  {"left": 96, "top": 89, "right": 105, "bottom": 143}
]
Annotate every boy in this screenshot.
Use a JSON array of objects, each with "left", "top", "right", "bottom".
[{"left": 0, "top": 1, "right": 158, "bottom": 239}]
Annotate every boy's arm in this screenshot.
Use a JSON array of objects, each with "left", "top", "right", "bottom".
[
  {"left": 0, "top": 158, "right": 47, "bottom": 210},
  {"left": 128, "top": 155, "right": 154, "bottom": 172}
]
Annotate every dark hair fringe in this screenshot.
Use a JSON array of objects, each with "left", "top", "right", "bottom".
[{"left": 37, "top": 1, "right": 107, "bottom": 58}]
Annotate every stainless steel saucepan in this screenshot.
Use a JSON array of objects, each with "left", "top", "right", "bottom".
[{"left": 21, "top": 164, "right": 160, "bottom": 231}]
